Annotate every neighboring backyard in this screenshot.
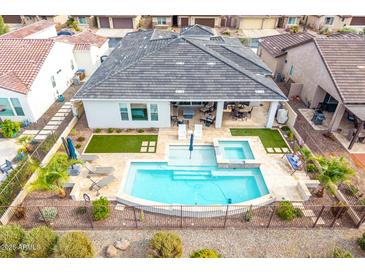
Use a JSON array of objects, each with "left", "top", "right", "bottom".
[
  {"left": 84, "top": 134, "right": 158, "bottom": 153},
  {"left": 230, "top": 128, "right": 289, "bottom": 153}
]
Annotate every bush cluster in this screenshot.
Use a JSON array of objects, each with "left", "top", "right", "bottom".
[
  {"left": 0, "top": 224, "right": 25, "bottom": 258},
  {"left": 55, "top": 232, "right": 95, "bottom": 258},
  {"left": 190, "top": 248, "right": 221, "bottom": 258},
  {"left": 276, "top": 201, "right": 303, "bottom": 221},
  {"left": 357, "top": 233, "right": 365, "bottom": 251},
  {"left": 332, "top": 247, "right": 353, "bottom": 258},
  {"left": 149, "top": 231, "right": 183, "bottom": 258},
  {"left": 92, "top": 196, "right": 110, "bottom": 221},
  {"left": 20, "top": 226, "right": 58, "bottom": 258}
]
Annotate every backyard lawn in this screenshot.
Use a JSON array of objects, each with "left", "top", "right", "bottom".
[
  {"left": 84, "top": 134, "right": 158, "bottom": 153},
  {"left": 230, "top": 128, "right": 289, "bottom": 153}
]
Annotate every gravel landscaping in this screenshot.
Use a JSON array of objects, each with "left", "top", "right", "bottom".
[{"left": 69, "top": 228, "right": 365, "bottom": 258}]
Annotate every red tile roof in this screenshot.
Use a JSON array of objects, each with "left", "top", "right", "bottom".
[
  {"left": 0, "top": 20, "right": 54, "bottom": 39},
  {"left": 52, "top": 31, "right": 107, "bottom": 51},
  {"left": 0, "top": 39, "right": 55, "bottom": 94},
  {"left": 259, "top": 32, "right": 315, "bottom": 57}
]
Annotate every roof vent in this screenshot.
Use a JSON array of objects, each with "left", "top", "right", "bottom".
[
  {"left": 175, "top": 90, "right": 185, "bottom": 94},
  {"left": 176, "top": 62, "right": 184, "bottom": 65},
  {"left": 207, "top": 62, "right": 216, "bottom": 65},
  {"left": 255, "top": 90, "right": 265, "bottom": 94}
]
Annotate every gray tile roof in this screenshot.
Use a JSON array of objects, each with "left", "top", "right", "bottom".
[
  {"left": 314, "top": 38, "right": 365, "bottom": 104},
  {"left": 74, "top": 26, "right": 286, "bottom": 101},
  {"left": 259, "top": 32, "right": 315, "bottom": 57},
  {"left": 180, "top": 24, "right": 214, "bottom": 37}
]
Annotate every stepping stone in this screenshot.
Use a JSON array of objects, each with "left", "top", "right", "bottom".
[
  {"left": 142, "top": 141, "right": 149, "bottom": 146},
  {"left": 302, "top": 209, "right": 316, "bottom": 217},
  {"left": 292, "top": 203, "right": 304, "bottom": 210},
  {"left": 64, "top": 102, "right": 72, "bottom": 105},
  {"left": 34, "top": 135, "right": 47, "bottom": 141},
  {"left": 148, "top": 147, "right": 155, "bottom": 153},
  {"left": 266, "top": 147, "right": 274, "bottom": 153},
  {"left": 149, "top": 141, "right": 156, "bottom": 146},
  {"left": 61, "top": 106, "right": 71, "bottom": 110},
  {"left": 140, "top": 147, "right": 147, "bottom": 152},
  {"left": 22, "top": 130, "right": 39, "bottom": 135},
  {"left": 39, "top": 130, "right": 52, "bottom": 135},
  {"left": 50, "top": 116, "right": 65, "bottom": 121},
  {"left": 274, "top": 147, "right": 282, "bottom": 153},
  {"left": 311, "top": 217, "right": 325, "bottom": 225},
  {"left": 282, "top": 147, "right": 290, "bottom": 153},
  {"left": 115, "top": 204, "right": 125, "bottom": 211},
  {"left": 58, "top": 108, "right": 70, "bottom": 113},
  {"left": 47, "top": 120, "right": 62, "bottom": 125},
  {"left": 44, "top": 125, "right": 58, "bottom": 130},
  {"left": 55, "top": 112, "right": 68, "bottom": 117}
]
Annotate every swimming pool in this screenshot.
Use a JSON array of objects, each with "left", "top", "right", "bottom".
[
  {"left": 218, "top": 140, "right": 254, "bottom": 161},
  {"left": 121, "top": 145, "right": 269, "bottom": 205}
]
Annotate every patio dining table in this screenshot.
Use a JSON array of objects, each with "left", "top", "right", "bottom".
[{"left": 183, "top": 107, "right": 195, "bottom": 128}]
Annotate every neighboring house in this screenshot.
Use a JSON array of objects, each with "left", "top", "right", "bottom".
[
  {"left": 0, "top": 39, "right": 76, "bottom": 122},
  {"left": 178, "top": 16, "right": 221, "bottom": 28},
  {"left": 277, "top": 16, "right": 302, "bottom": 29},
  {"left": 231, "top": 16, "right": 279, "bottom": 30},
  {"left": 349, "top": 16, "right": 365, "bottom": 31},
  {"left": 70, "top": 16, "right": 95, "bottom": 29},
  {"left": 52, "top": 32, "right": 109, "bottom": 76},
  {"left": 2, "top": 15, "right": 24, "bottom": 31},
  {"left": 73, "top": 25, "right": 286, "bottom": 129},
  {"left": 257, "top": 32, "right": 315, "bottom": 78},
  {"left": 302, "top": 15, "right": 352, "bottom": 32},
  {"left": 150, "top": 16, "right": 173, "bottom": 29},
  {"left": 95, "top": 16, "right": 140, "bottom": 29},
  {"left": 0, "top": 20, "right": 57, "bottom": 39}
]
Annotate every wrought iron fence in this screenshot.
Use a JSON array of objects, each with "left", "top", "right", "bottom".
[{"left": 3, "top": 203, "right": 365, "bottom": 230}]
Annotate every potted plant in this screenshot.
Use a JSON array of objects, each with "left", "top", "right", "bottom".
[{"left": 27, "top": 152, "right": 81, "bottom": 198}]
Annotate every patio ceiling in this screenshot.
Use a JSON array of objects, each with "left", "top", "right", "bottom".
[{"left": 345, "top": 104, "right": 365, "bottom": 121}]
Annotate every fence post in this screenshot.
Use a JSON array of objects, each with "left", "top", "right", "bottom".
[
  {"left": 356, "top": 209, "right": 365, "bottom": 228},
  {"left": 330, "top": 206, "right": 345, "bottom": 227},
  {"left": 267, "top": 206, "right": 275, "bottom": 228},
  {"left": 132, "top": 207, "right": 138, "bottom": 229},
  {"left": 180, "top": 206, "right": 183, "bottom": 228},
  {"left": 223, "top": 205, "right": 229, "bottom": 228},
  {"left": 37, "top": 206, "right": 50, "bottom": 227},
  {"left": 87, "top": 205, "right": 94, "bottom": 229},
  {"left": 312, "top": 206, "right": 325, "bottom": 228}
]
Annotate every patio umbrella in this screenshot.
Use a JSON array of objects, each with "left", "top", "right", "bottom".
[
  {"left": 189, "top": 133, "right": 194, "bottom": 159},
  {"left": 66, "top": 137, "right": 77, "bottom": 160},
  {"left": 61, "top": 137, "right": 70, "bottom": 158}
]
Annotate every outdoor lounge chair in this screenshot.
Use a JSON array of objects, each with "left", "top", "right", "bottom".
[
  {"left": 284, "top": 154, "right": 304, "bottom": 175},
  {"left": 0, "top": 160, "right": 13, "bottom": 174},
  {"left": 88, "top": 175, "right": 116, "bottom": 195},
  {"left": 178, "top": 124, "right": 187, "bottom": 140},
  {"left": 80, "top": 154, "right": 99, "bottom": 162},
  {"left": 84, "top": 162, "right": 115, "bottom": 176},
  {"left": 194, "top": 124, "right": 203, "bottom": 139}
]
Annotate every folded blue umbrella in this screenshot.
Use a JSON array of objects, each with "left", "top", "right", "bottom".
[{"left": 67, "top": 137, "right": 77, "bottom": 160}]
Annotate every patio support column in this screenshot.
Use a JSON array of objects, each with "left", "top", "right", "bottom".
[
  {"left": 328, "top": 103, "right": 346, "bottom": 132},
  {"left": 215, "top": 101, "right": 224, "bottom": 128},
  {"left": 349, "top": 120, "right": 365, "bottom": 150},
  {"left": 266, "top": 101, "right": 279, "bottom": 128}
]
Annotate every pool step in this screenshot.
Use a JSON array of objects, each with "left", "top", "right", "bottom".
[
  {"left": 173, "top": 175, "right": 211, "bottom": 180},
  {"left": 173, "top": 170, "right": 211, "bottom": 176}
]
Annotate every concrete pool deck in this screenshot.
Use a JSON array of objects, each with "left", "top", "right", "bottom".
[{"left": 69, "top": 127, "right": 313, "bottom": 204}]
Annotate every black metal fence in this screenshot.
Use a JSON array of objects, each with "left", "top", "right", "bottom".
[{"left": 4, "top": 203, "right": 365, "bottom": 230}]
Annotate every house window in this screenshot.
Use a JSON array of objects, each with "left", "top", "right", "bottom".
[
  {"left": 289, "top": 65, "right": 294, "bottom": 77},
  {"left": 157, "top": 17, "right": 167, "bottom": 25},
  {"left": 10, "top": 98, "right": 24, "bottom": 116},
  {"left": 71, "top": 60, "right": 74, "bottom": 70},
  {"left": 51, "top": 76, "right": 56, "bottom": 88},
  {"left": 287, "top": 17, "right": 297, "bottom": 25},
  {"left": 131, "top": 103, "right": 148, "bottom": 121},
  {"left": 150, "top": 104, "right": 158, "bottom": 121},
  {"left": 0, "top": 98, "right": 14, "bottom": 116},
  {"left": 78, "top": 17, "right": 87, "bottom": 25},
  {"left": 324, "top": 16, "right": 335, "bottom": 25},
  {"left": 119, "top": 103, "right": 129, "bottom": 120}
]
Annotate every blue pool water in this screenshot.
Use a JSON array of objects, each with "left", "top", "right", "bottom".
[
  {"left": 218, "top": 141, "right": 254, "bottom": 161},
  {"left": 122, "top": 145, "right": 269, "bottom": 205}
]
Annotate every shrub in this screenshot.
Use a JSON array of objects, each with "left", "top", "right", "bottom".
[
  {"left": 116, "top": 129, "right": 122, "bottom": 133},
  {"left": 39, "top": 207, "right": 58, "bottom": 223},
  {"left": 20, "top": 226, "right": 58, "bottom": 258},
  {"left": 108, "top": 128, "right": 114, "bottom": 133},
  {"left": 244, "top": 205, "right": 253, "bottom": 222},
  {"left": 54, "top": 232, "right": 95, "bottom": 258},
  {"left": 149, "top": 231, "right": 183, "bottom": 258},
  {"left": 190, "top": 248, "right": 221, "bottom": 258},
  {"left": 137, "top": 129, "right": 145, "bottom": 133},
  {"left": 75, "top": 144, "right": 81, "bottom": 149},
  {"left": 338, "top": 27, "right": 357, "bottom": 33},
  {"left": 92, "top": 196, "right": 110, "bottom": 221},
  {"left": 76, "top": 136, "right": 85, "bottom": 142},
  {"left": 276, "top": 201, "right": 302, "bottom": 221},
  {"left": 357, "top": 233, "right": 365, "bottom": 251},
  {"left": 306, "top": 163, "right": 318, "bottom": 173},
  {"left": 332, "top": 247, "right": 353, "bottom": 258},
  {"left": 222, "top": 30, "right": 231, "bottom": 36},
  {"left": 0, "top": 224, "right": 25, "bottom": 258},
  {"left": 95, "top": 128, "right": 101, "bottom": 133},
  {"left": 290, "top": 25, "right": 299, "bottom": 33},
  {"left": 76, "top": 206, "right": 87, "bottom": 215},
  {"left": 346, "top": 184, "right": 359, "bottom": 196},
  {"left": 39, "top": 134, "right": 56, "bottom": 154},
  {"left": 1, "top": 119, "right": 21, "bottom": 138}
]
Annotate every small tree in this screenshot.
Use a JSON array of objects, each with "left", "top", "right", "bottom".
[{"left": 0, "top": 16, "right": 9, "bottom": 35}]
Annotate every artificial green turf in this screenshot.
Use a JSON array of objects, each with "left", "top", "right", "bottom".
[
  {"left": 230, "top": 128, "right": 289, "bottom": 152},
  {"left": 84, "top": 134, "right": 158, "bottom": 153}
]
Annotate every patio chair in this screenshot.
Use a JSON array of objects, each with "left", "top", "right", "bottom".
[
  {"left": 194, "top": 124, "right": 203, "bottom": 139},
  {"left": 0, "top": 160, "right": 13, "bottom": 174},
  {"left": 178, "top": 124, "right": 187, "bottom": 140},
  {"left": 80, "top": 154, "right": 99, "bottom": 162},
  {"left": 88, "top": 175, "right": 116, "bottom": 195},
  {"left": 84, "top": 162, "right": 115, "bottom": 176},
  {"left": 171, "top": 115, "right": 178, "bottom": 127},
  {"left": 199, "top": 102, "right": 215, "bottom": 113},
  {"left": 283, "top": 154, "right": 304, "bottom": 175}
]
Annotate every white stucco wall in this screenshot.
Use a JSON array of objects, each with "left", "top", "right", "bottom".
[
  {"left": 74, "top": 41, "right": 109, "bottom": 76},
  {"left": 306, "top": 16, "right": 353, "bottom": 32},
  {"left": 82, "top": 100, "right": 171, "bottom": 129},
  {"left": 25, "top": 25, "right": 57, "bottom": 39},
  {"left": 282, "top": 42, "right": 340, "bottom": 107}
]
